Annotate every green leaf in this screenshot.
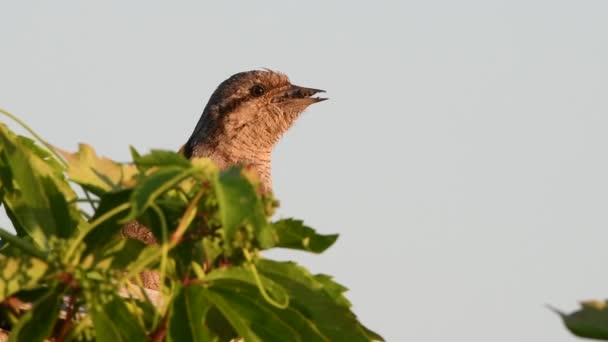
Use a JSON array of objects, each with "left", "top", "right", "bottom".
[
  {"left": 41, "top": 175, "right": 81, "bottom": 239},
  {"left": 123, "top": 244, "right": 163, "bottom": 281},
  {"left": 0, "top": 127, "right": 68, "bottom": 193},
  {"left": 168, "top": 284, "right": 217, "bottom": 342},
  {"left": 57, "top": 143, "right": 137, "bottom": 195},
  {"left": 0, "top": 114, "right": 384, "bottom": 342},
  {"left": 90, "top": 297, "right": 148, "bottom": 342},
  {"left": 83, "top": 189, "right": 132, "bottom": 251},
  {"left": 133, "top": 149, "right": 191, "bottom": 170},
  {"left": 205, "top": 306, "right": 237, "bottom": 341},
  {"left": 8, "top": 287, "right": 63, "bottom": 342},
  {"left": 203, "top": 286, "right": 263, "bottom": 342},
  {"left": 553, "top": 301, "right": 608, "bottom": 340},
  {"left": 127, "top": 167, "right": 189, "bottom": 220},
  {"left": 313, "top": 274, "right": 351, "bottom": 308},
  {"left": 205, "top": 266, "right": 289, "bottom": 307},
  {"left": 257, "top": 259, "right": 383, "bottom": 341},
  {"left": 212, "top": 167, "right": 270, "bottom": 249},
  {"left": 17, "top": 136, "right": 63, "bottom": 174},
  {"left": 129, "top": 145, "right": 141, "bottom": 160},
  {"left": 0, "top": 253, "right": 48, "bottom": 301},
  {"left": 0, "top": 228, "right": 47, "bottom": 260},
  {"left": 99, "top": 237, "right": 147, "bottom": 270},
  {"left": 208, "top": 280, "right": 329, "bottom": 342},
  {"left": 0, "top": 124, "right": 81, "bottom": 246},
  {"left": 273, "top": 219, "right": 338, "bottom": 253}
]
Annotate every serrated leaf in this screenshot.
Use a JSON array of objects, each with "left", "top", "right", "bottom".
[
  {"left": 56, "top": 143, "right": 137, "bottom": 195},
  {"left": 313, "top": 274, "right": 351, "bottom": 307},
  {"left": 212, "top": 167, "right": 270, "bottom": 250},
  {"left": 273, "top": 219, "right": 338, "bottom": 253},
  {"left": 257, "top": 259, "right": 383, "bottom": 341},
  {"left": 0, "top": 253, "right": 48, "bottom": 301},
  {"left": 205, "top": 266, "right": 289, "bottom": 307},
  {"left": 168, "top": 284, "right": 217, "bottom": 342},
  {"left": 8, "top": 286, "right": 63, "bottom": 342},
  {"left": 208, "top": 280, "right": 329, "bottom": 342},
  {"left": 553, "top": 301, "right": 608, "bottom": 340}
]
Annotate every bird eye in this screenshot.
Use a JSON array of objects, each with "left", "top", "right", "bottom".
[{"left": 250, "top": 85, "right": 265, "bottom": 97}]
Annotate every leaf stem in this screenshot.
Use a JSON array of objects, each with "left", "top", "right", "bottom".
[
  {"left": 81, "top": 188, "right": 98, "bottom": 211},
  {"left": 170, "top": 188, "right": 205, "bottom": 244},
  {"left": 70, "top": 198, "right": 101, "bottom": 204},
  {"left": 243, "top": 249, "right": 289, "bottom": 309}
]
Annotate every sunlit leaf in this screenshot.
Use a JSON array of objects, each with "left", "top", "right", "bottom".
[
  {"left": 56, "top": 143, "right": 137, "bottom": 195},
  {"left": 16, "top": 136, "right": 63, "bottom": 174},
  {"left": 0, "top": 124, "right": 81, "bottom": 246},
  {"left": 0, "top": 253, "right": 47, "bottom": 301}
]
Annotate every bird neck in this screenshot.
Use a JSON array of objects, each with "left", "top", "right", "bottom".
[{"left": 193, "top": 139, "right": 273, "bottom": 191}]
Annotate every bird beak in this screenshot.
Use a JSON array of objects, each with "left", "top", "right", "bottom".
[{"left": 272, "top": 85, "right": 328, "bottom": 104}]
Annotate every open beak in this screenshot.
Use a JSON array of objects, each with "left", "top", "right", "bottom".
[{"left": 272, "top": 85, "right": 328, "bottom": 104}]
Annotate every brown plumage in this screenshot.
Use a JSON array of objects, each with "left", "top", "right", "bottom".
[
  {"left": 122, "top": 69, "right": 326, "bottom": 289},
  {"left": 184, "top": 69, "right": 326, "bottom": 191}
]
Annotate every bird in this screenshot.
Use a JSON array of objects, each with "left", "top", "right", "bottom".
[
  {"left": 122, "top": 69, "right": 327, "bottom": 289},
  {"left": 183, "top": 69, "right": 327, "bottom": 191}
]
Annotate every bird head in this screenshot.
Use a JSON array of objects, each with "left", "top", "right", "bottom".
[{"left": 184, "top": 69, "right": 326, "bottom": 158}]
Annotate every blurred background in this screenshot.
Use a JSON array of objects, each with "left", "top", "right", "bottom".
[{"left": 1, "top": 1, "right": 607, "bottom": 340}]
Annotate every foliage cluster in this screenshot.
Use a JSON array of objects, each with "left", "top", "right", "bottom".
[{"left": 0, "top": 114, "right": 382, "bottom": 342}]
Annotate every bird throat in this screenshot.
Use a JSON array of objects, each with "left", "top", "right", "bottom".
[{"left": 191, "top": 138, "right": 273, "bottom": 192}]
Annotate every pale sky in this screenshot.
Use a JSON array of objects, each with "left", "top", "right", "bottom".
[{"left": 2, "top": 1, "right": 608, "bottom": 341}]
